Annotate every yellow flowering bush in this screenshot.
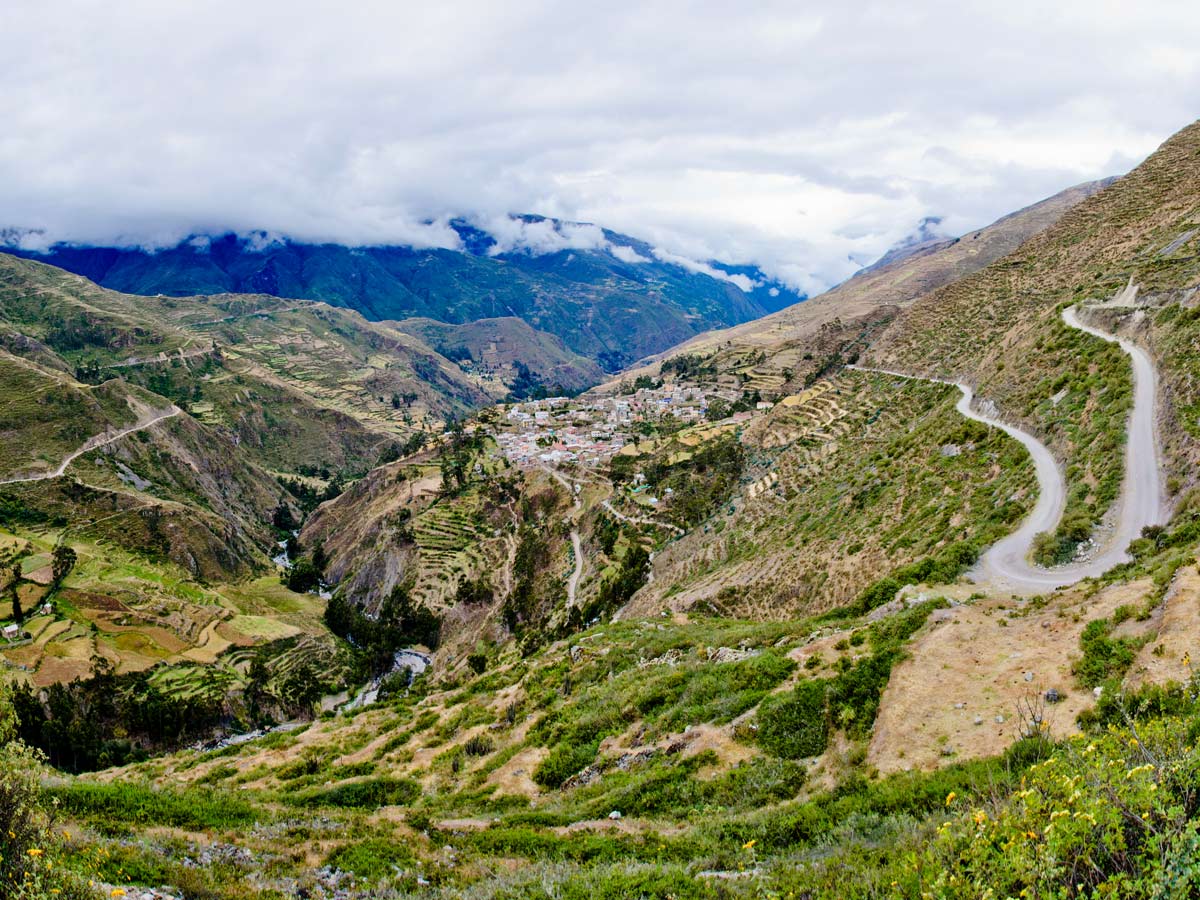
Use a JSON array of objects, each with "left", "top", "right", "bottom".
[{"left": 905, "top": 717, "right": 1200, "bottom": 898}]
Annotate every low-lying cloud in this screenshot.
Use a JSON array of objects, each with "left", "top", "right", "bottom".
[
  {"left": 651, "top": 248, "right": 760, "bottom": 293},
  {"left": 2, "top": 1, "right": 1198, "bottom": 294}
]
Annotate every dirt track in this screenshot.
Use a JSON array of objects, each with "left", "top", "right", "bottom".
[
  {"left": 855, "top": 303, "right": 1168, "bottom": 594},
  {"left": 0, "top": 405, "right": 182, "bottom": 485}
]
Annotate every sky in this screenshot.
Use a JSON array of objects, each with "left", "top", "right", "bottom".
[{"left": 3, "top": 1, "right": 1200, "bottom": 295}]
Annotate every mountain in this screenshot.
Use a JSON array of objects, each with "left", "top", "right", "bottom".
[
  {"left": 2, "top": 217, "right": 804, "bottom": 375},
  {"left": 11, "top": 122, "right": 1200, "bottom": 900},
  {"left": 0, "top": 253, "right": 498, "bottom": 586},
  {"left": 393, "top": 315, "right": 604, "bottom": 398},
  {"left": 605, "top": 177, "right": 1112, "bottom": 388}
]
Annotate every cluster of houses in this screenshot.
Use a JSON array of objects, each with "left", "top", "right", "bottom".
[{"left": 493, "top": 385, "right": 748, "bottom": 469}]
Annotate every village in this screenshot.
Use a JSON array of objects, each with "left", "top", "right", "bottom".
[{"left": 490, "top": 383, "right": 762, "bottom": 469}]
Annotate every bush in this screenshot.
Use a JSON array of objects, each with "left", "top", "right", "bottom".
[
  {"left": 1073, "top": 617, "right": 1136, "bottom": 688},
  {"left": 464, "top": 733, "right": 495, "bottom": 757},
  {"left": 908, "top": 718, "right": 1200, "bottom": 898},
  {"left": 534, "top": 740, "right": 601, "bottom": 789},
  {"left": 48, "top": 780, "right": 258, "bottom": 832},
  {"left": 1077, "top": 676, "right": 1197, "bottom": 731},
  {"left": 756, "top": 680, "right": 829, "bottom": 758},
  {"left": 325, "top": 838, "right": 415, "bottom": 880},
  {"left": 842, "top": 543, "right": 978, "bottom": 617},
  {"left": 291, "top": 776, "right": 421, "bottom": 809}
]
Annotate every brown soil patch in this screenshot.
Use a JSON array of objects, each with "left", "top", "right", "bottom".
[
  {"left": 33, "top": 655, "right": 92, "bottom": 686},
  {"left": 1128, "top": 562, "right": 1200, "bottom": 687},
  {"left": 869, "top": 579, "right": 1154, "bottom": 774},
  {"left": 484, "top": 745, "right": 546, "bottom": 797},
  {"left": 436, "top": 818, "right": 493, "bottom": 832},
  {"left": 676, "top": 723, "right": 756, "bottom": 767},
  {"left": 215, "top": 622, "right": 257, "bottom": 647},
  {"left": 62, "top": 590, "right": 127, "bottom": 611},
  {"left": 16, "top": 583, "right": 45, "bottom": 608},
  {"left": 25, "top": 565, "right": 53, "bottom": 585}
]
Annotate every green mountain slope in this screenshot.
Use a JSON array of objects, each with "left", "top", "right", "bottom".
[
  {"left": 10, "top": 123, "right": 1200, "bottom": 900},
  {"left": 4, "top": 217, "right": 803, "bottom": 374},
  {"left": 394, "top": 316, "right": 604, "bottom": 397},
  {"left": 0, "top": 253, "right": 495, "bottom": 699}
]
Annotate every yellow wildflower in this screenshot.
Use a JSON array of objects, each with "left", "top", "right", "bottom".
[
  {"left": 26, "top": 849, "right": 42, "bottom": 858},
  {"left": 742, "top": 839, "right": 756, "bottom": 850},
  {"left": 945, "top": 791, "right": 957, "bottom": 806},
  {"left": 110, "top": 891, "right": 126, "bottom": 899}
]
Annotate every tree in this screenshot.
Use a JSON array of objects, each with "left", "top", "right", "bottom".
[
  {"left": 51, "top": 543, "right": 77, "bottom": 587},
  {"left": 281, "top": 662, "right": 323, "bottom": 713},
  {"left": 272, "top": 504, "right": 299, "bottom": 531}
]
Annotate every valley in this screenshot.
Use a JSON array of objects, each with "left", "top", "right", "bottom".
[{"left": 5, "top": 121, "right": 1200, "bottom": 900}]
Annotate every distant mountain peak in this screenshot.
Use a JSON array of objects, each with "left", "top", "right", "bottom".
[{"left": 858, "top": 215, "right": 956, "bottom": 274}]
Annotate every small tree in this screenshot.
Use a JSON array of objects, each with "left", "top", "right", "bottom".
[{"left": 51, "top": 544, "right": 77, "bottom": 587}]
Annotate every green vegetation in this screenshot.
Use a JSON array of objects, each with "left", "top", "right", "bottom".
[
  {"left": 325, "top": 838, "right": 416, "bottom": 881},
  {"left": 1073, "top": 616, "right": 1139, "bottom": 688},
  {"left": 0, "top": 684, "right": 95, "bottom": 899},
  {"left": 289, "top": 776, "right": 421, "bottom": 809},
  {"left": 610, "top": 434, "right": 745, "bottom": 528},
  {"left": 48, "top": 780, "right": 258, "bottom": 832},
  {"left": 843, "top": 541, "right": 979, "bottom": 616},
  {"left": 324, "top": 584, "right": 441, "bottom": 675},
  {"left": 532, "top": 647, "right": 794, "bottom": 788},
  {"left": 755, "top": 679, "right": 828, "bottom": 758},
  {"left": 12, "top": 644, "right": 340, "bottom": 772}
]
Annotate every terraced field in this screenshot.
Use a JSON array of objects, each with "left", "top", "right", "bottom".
[
  {"left": 411, "top": 502, "right": 499, "bottom": 603},
  {"left": 1, "top": 523, "right": 332, "bottom": 690},
  {"left": 628, "top": 370, "right": 1037, "bottom": 619}
]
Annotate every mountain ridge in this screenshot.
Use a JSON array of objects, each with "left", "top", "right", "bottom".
[{"left": 2, "top": 216, "right": 804, "bottom": 376}]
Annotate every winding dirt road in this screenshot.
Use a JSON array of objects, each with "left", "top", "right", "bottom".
[
  {"left": 854, "top": 304, "right": 1168, "bottom": 594},
  {"left": 567, "top": 530, "right": 584, "bottom": 607},
  {"left": 0, "top": 405, "right": 182, "bottom": 485}
]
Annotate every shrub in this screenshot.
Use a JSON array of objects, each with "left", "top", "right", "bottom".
[
  {"left": 534, "top": 740, "right": 600, "bottom": 789},
  {"left": 325, "top": 838, "right": 415, "bottom": 880},
  {"left": 756, "top": 680, "right": 829, "bottom": 758},
  {"left": 48, "top": 781, "right": 258, "bottom": 832},
  {"left": 842, "top": 543, "right": 978, "bottom": 616},
  {"left": 910, "top": 718, "right": 1200, "bottom": 898},
  {"left": 464, "top": 733, "right": 495, "bottom": 757},
  {"left": 291, "top": 776, "right": 421, "bottom": 809},
  {"left": 1073, "top": 617, "right": 1136, "bottom": 688}
]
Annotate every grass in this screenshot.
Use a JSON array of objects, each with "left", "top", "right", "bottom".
[{"left": 48, "top": 780, "right": 260, "bottom": 833}]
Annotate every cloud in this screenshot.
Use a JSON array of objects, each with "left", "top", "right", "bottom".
[
  {"left": 610, "top": 244, "right": 651, "bottom": 264},
  {"left": 241, "top": 231, "right": 288, "bottom": 253},
  {"left": 1, "top": 1, "right": 1198, "bottom": 293},
  {"left": 480, "top": 217, "right": 609, "bottom": 255},
  {"left": 651, "top": 249, "right": 760, "bottom": 292}
]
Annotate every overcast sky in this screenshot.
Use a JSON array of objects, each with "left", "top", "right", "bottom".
[{"left": 3, "top": 1, "right": 1199, "bottom": 294}]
